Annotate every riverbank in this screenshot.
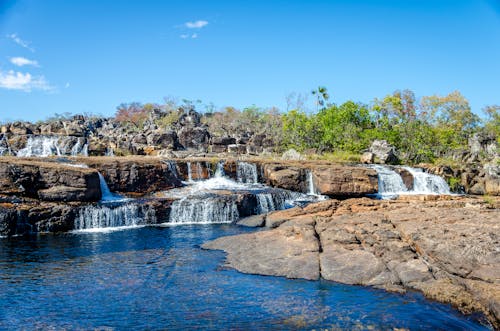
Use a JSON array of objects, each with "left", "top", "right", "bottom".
[{"left": 203, "top": 196, "right": 500, "bottom": 329}]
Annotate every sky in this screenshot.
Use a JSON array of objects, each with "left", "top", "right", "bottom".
[{"left": 0, "top": 0, "right": 499, "bottom": 122}]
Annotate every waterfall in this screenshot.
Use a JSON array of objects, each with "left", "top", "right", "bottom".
[
  {"left": 256, "top": 193, "right": 275, "bottom": 213},
  {"left": 105, "top": 148, "right": 114, "bottom": 156},
  {"left": 403, "top": 167, "right": 451, "bottom": 194},
  {"left": 370, "top": 165, "right": 408, "bottom": 196},
  {"left": 98, "top": 173, "right": 124, "bottom": 202},
  {"left": 214, "top": 161, "right": 225, "bottom": 178},
  {"left": 168, "top": 196, "right": 239, "bottom": 224},
  {"left": 74, "top": 203, "right": 156, "bottom": 230},
  {"left": 256, "top": 189, "right": 301, "bottom": 214},
  {"left": 165, "top": 160, "right": 179, "bottom": 179},
  {"left": 186, "top": 162, "right": 193, "bottom": 182},
  {"left": 237, "top": 162, "right": 258, "bottom": 184},
  {"left": 307, "top": 170, "right": 317, "bottom": 195},
  {"left": 196, "top": 162, "right": 203, "bottom": 180},
  {"left": 371, "top": 165, "right": 451, "bottom": 197},
  {"left": 17, "top": 136, "right": 62, "bottom": 157},
  {"left": 0, "top": 135, "right": 12, "bottom": 156},
  {"left": 16, "top": 135, "right": 89, "bottom": 157}
]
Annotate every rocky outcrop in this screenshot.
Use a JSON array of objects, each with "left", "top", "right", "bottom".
[
  {"left": 79, "top": 157, "right": 182, "bottom": 194},
  {"left": 0, "top": 158, "right": 101, "bottom": 202},
  {"left": 310, "top": 166, "right": 378, "bottom": 197},
  {"left": 203, "top": 196, "right": 500, "bottom": 328},
  {"left": 369, "top": 140, "right": 399, "bottom": 164}
]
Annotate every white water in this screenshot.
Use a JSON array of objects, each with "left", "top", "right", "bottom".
[
  {"left": 371, "top": 165, "right": 451, "bottom": 198},
  {"left": 403, "top": 167, "right": 451, "bottom": 194},
  {"left": 98, "top": 173, "right": 127, "bottom": 202},
  {"left": 307, "top": 171, "right": 316, "bottom": 195},
  {"left": 256, "top": 193, "right": 275, "bottom": 214},
  {"left": 0, "top": 135, "right": 12, "bottom": 156},
  {"left": 16, "top": 135, "right": 89, "bottom": 157},
  {"left": 214, "top": 161, "right": 225, "bottom": 178},
  {"left": 17, "top": 136, "right": 62, "bottom": 157},
  {"left": 168, "top": 196, "right": 239, "bottom": 224},
  {"left": 237, "top": 162, "right": 258, "bottom": 184},
  {"left": 74, "top": 203, "right": 155, "bottom": 231},
  {"left": 186, "top": 162, "right": 193, "bottom": 182}
]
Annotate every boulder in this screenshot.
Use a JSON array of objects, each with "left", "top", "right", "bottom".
[
  {"left": 237, "top": 214, "right": 265, "bottom": 227},
  {"left": 281, "top": 149, "right": 304, "bottom": 161},
  {"left": 211, "top": 136, "right": 236, "bottom": 145},
  {"left": 311, "top": 166, "right": 378, "bottom": 197},
  {"left": 360, "top": 152, "right": 374, "bottom": 164},
  {"left": 178, "top": 127, "right": 210, "bottom": 150},
  {"left": 265, "top": 166, "right": 305, "bottom": 192},
  {"left": 369, "top": 140, "right": 399, "bottom": 164}
]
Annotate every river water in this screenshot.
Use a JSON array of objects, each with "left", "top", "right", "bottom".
[{"left": 0, "top": 225, "right": 490, "bottom": 330}]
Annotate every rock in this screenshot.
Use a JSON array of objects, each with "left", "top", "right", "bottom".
[
  {"left": 0, "top": 158, "right": 101, "bottom": 201},
  {"left": 360, "top": 152, "right": 374, "bottom": 164},
  {"left": 38, "top": 186, "right": 93, "bottom": 202},
  {"left": 237, "top": 214, "right": 265, "bottom": 227},
  {"left": 264, "top": 165, "right": 305, "bottom": 192},
  {"left": 395, "top": 168, "right": 414, "bottom": 191},
  {"left": 320, "top": 246, "right": 387, "bottom": 285},
  {"left": 311, "top": 166, "right": 378, "bottom": 197},
  {"left": 469, "top": 181, "right": 486, "bottom": 195},
  {"left": 369, "top": 140, "right": 399, "bottom": 164},
  {"left": 178, "top": 127, "right": 210, "bottom": 150},
  {"left": 147, "top": 130, "right": 179, "bottom": 149},
  {"left": 227, "top": 144, "right": 247, "bottom": 154},
  {"left": 211, "top": 136, "right": 236, "bottom": 145},
  {"left": 203, "top": 220, "right": 320, "bottom": 280},
  {"left": 281, "top": 149, "right": 304, "bottom": 161},
  {"left": 203, "top": 196, "right": 500, "bottom": 328}
]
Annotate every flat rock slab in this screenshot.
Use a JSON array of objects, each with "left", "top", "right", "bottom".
[
  {"left": 203, "top": 220, "right": 320, "bottom": 280},
  {"left": 203, "top": 196, "right": 500, "bottom": 328}
]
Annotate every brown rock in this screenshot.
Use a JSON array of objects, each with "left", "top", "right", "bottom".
[{"left": 311, "top": 166, "right": 378, "bottom": 197}]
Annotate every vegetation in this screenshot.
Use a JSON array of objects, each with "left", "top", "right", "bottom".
[{"left": 108, "top": 88, "right": 497, "bottom": 165}]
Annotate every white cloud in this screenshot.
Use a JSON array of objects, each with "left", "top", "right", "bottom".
[
  {"left": 65, "top": 82, "right": 70, "bottom": 88},
  {"left": 185, "top": 20, "right": 208, "bottom": 29},
  {"left": 0, "top": 70, "right": 55, "bottom": 92},
  {"left": 7, "top": 33, "right": 35, "bottom": 52},
  {"left": 180, "top": 33, "right": 199, "bottom": 39},
  {"left": 9, "top": 57, "right": 39, "bottom": 67}
]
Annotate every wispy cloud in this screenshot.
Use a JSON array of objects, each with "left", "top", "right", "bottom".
[
  {"left": 0, "top": 70, "right": 55, "bottom": 92},
  {"left": 7, "top": 33, "right": 35, "bottom": 52},
  {"left": 9, "top": 56, "right": 39, "bottom": 67},
  {"left": 180, "top": 33, "right": 198, "bottom": 39},
  {"left": 185, "top": 20, "right": 208, "bottom": 29}
]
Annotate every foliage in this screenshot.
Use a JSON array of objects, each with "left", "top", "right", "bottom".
[
  {"left": 447, "top": 177, "right": 462, "bottom": 193},
  {"left": 115, "top": 102, "right": 150, "bottom": 129}
]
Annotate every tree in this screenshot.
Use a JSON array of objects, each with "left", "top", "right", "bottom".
[{"left": 311, "top": 86, "right": 330, "bottom": 111}]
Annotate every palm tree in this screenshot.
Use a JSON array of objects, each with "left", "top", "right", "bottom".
[{"left": 311, "top": 86, "right": 330, "bottom": 111}]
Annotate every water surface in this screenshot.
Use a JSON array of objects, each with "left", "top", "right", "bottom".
[{"left": 0, "top": 225, "right": 490, "bottom": 330}]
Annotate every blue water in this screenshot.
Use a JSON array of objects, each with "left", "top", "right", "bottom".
[{"left": 0, "top": 225, "right": 490, "bottom": 330}]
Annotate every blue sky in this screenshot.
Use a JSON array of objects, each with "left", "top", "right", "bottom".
[{"left": 0, "top": 0, "right": 499, "bottom": 122}]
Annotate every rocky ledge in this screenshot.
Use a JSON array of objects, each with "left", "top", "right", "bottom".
[{"left": 203, "top": 196, "right": 500, "bottom": 328}]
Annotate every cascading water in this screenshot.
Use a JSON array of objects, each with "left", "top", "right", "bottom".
[
  {"left": 256, "top": 193, "right": 275, "bottom": 214},
  {"left": 307, "top": 170, "right": 316, "bottom": 195},
  {"left": 98, "top": 173, "right": 125, "bottom": 202},
  {"left": 214, "top": 161, "right": 225, "bottom": 178},
  {"left": 17, "top": 136, "right": 62, "bottom": 157},
  {"left": 186, "top": 162, "right": 193, "bottom": 182},
  {"left": 74, "top": 203, "right": 156, "bottom": 230},
  {"left": 16, "top": 135, "right": 89, "bottom": 157},
  {"left": 403, "top": 167, "right": 451, "bottom": 194},
  {"left": 168, "top": 195, "right": 239, "bottom": 224},
  {"left": 0, "top": 135, "right": 12, "bottom": 156},
  {"left": 237, "top": 162, "right": 258, "bottom": 184},
  {"left": 371, "top": 165, "right": 451, "bottom": 198},
  {"left": 370, "top": 165, "right": 408, "bottom": 197}
]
